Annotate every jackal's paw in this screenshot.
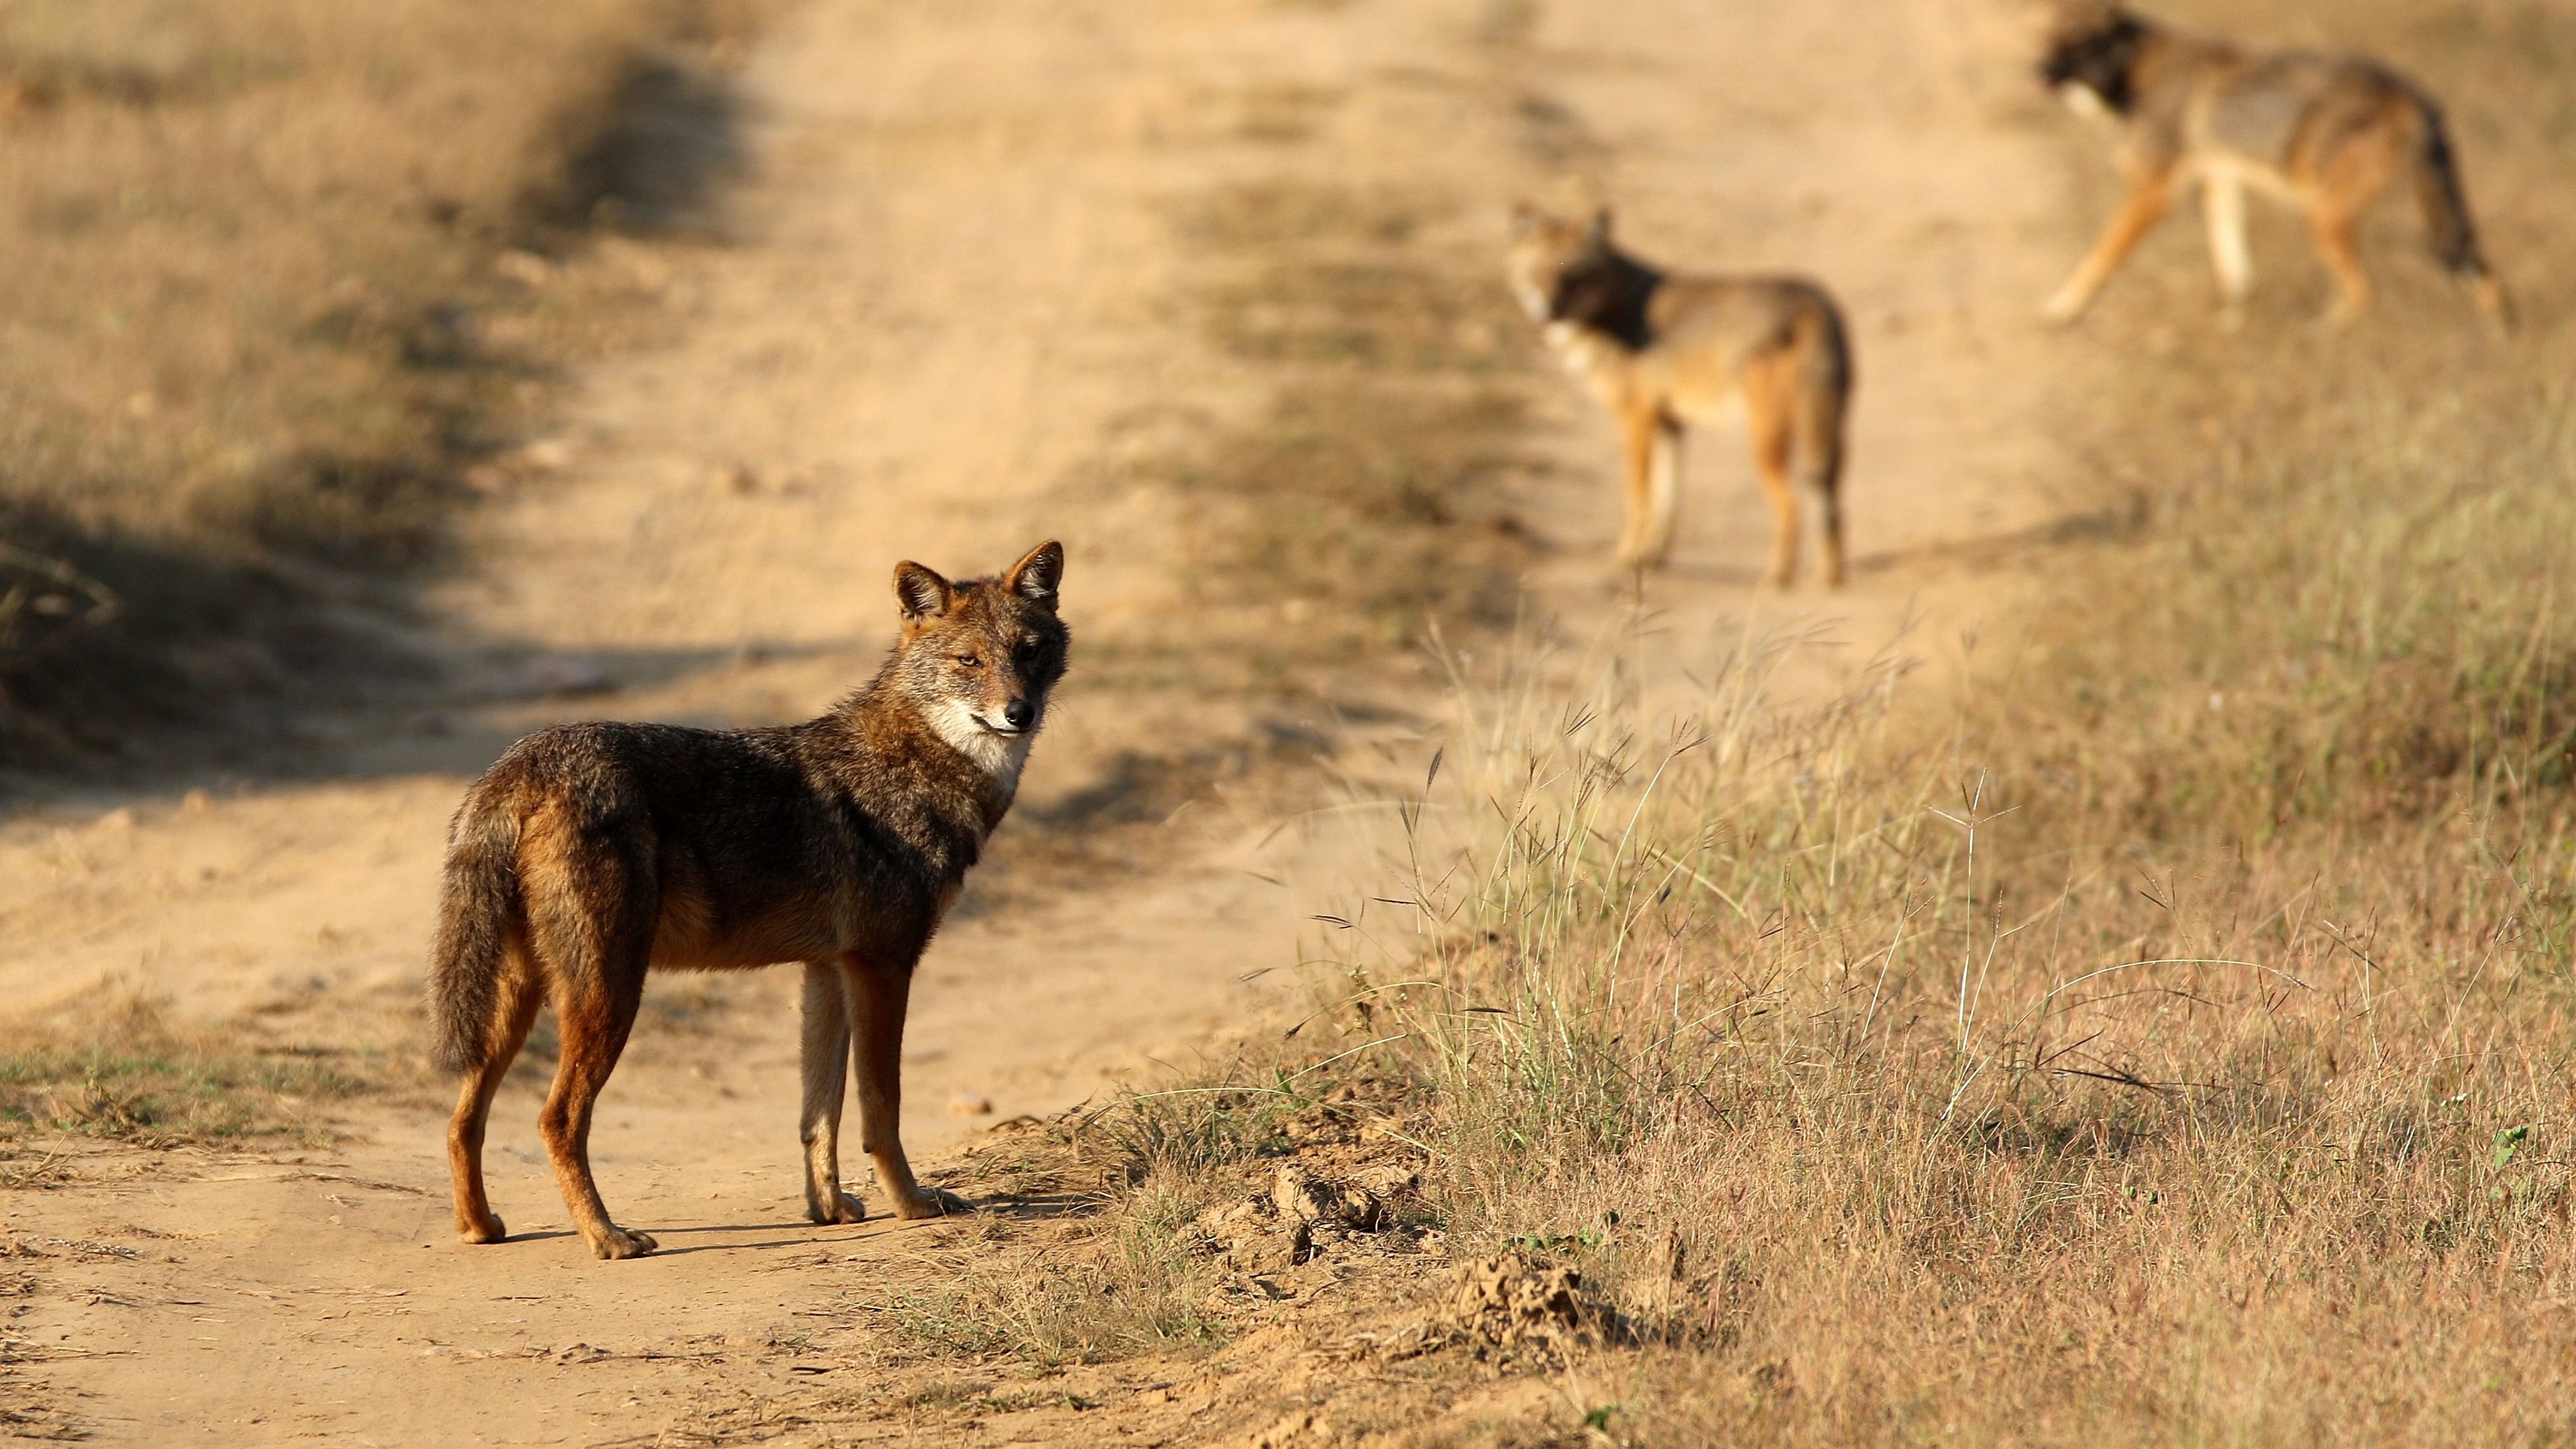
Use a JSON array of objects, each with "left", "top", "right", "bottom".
[
  {"left": 895, "top": 1186, "right": 974, "bottom": 1220},
  {"left": 588, "top": 1225, "right": 659, "bottom": 1260},
  {"left": 2040, "top": 291, "right": 2087, "bottom": 326},
  {"left": 807, "top": 1190, "right": 867, "bottom": 1226},
  {"left": 457, "top": 1212, "right": 507, "bottom": 1245}
]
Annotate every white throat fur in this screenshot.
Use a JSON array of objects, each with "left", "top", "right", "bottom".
[{"left": 927, "top": 698, "right": 1035, "bottom": 792}]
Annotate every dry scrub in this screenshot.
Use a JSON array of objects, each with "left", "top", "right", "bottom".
[
  {"left": 856, "top": 1076, "right": 1332, "bottom": 1372},
  {"left": 1021, "top": 3, "right": 2576, "bottom": 1442},
  {"left": 0, "top": 0, "right": 765, "bottom": 759},
  {"left": 0, "top": 986, "right": 371, "bottom": 1146},
  {"left": 1302, "top": 605, "right": 2571, "bottom": 1443},
  {"left": 1313, "top": 17, "right": 2573, "bottom": 1442}
]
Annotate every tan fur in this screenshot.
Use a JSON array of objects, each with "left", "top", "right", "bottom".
[
  {"left": 1508, "top": 205, "right": 1853, "bottom": 585},
  {"left": 2039, "top": 1, "right": 2512, "bottom": 332},
  {"left": 431, "top": 541, "right": 1069, "bottom": 1260}
]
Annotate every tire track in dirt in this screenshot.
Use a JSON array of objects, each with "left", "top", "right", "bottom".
[{"left": 0, "top": 0, "right": 2092, "bottom": 1439}]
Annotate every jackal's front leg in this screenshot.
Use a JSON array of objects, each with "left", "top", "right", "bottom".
[
  {"left": 843, "top": 954, "right": 970, "bottom": 1219},
  {"left": 1613, "top": 403, "right": 1673, "bottom": 569},
  {"left": 2202, "top": 173, "right": 2252, "bottom": 328},
  {"left": 798, "top": 960, "right": 866, "bottom": 1224},
  {"left": 2046, "top": 167, "right": 2175, "bottom": 323}
]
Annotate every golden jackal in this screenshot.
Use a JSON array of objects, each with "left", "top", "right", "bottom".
[
  {"left": 1507, "top": 204, "right": 1852, "bottom": 586},
  {"left": 430, "top": 541, "right": 1068, "bottom": 1260},
  {"left": 2039, "top": 0, "right": 2512, "bottom": 330}
]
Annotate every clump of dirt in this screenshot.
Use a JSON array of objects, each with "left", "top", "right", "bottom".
[
  {"left": 1192, "top": 1159, "right": 1422, "bottom": 1272},
  {"left": 1386, "top": 1254, "right": 1619, "bottom": 1369},
  {"left": 1241, "top": 1409, "right": 1345, "bottom": 1449},
  {"left": 1238, "top": 1379, "right": 1601, "bottom": 1449},
  {"left": 1271, "top": 1161, "right": 1395, "bottom": 1230}
]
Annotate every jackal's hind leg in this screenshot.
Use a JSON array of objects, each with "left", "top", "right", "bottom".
[
  {"left": 447, "top": 956, "right": 540, "bottom": 1245},
  {"left": 537, "top": 930, "right": 656, "bottom": 1259},
  {"left": 1803, "top": 453, "right": 1845, "bottom": 591},
  {"left": 2468, "top": 274, "right": 2514, "bottom": 334},
  {"left": 800, "top": 960, "right": 865, "bottom": 1224},
  {"left": 1748, "top": 387, "right": 1800, "bottom": 591},
  {"left": 2310, "top": 205, "right": 2373, "bottom": 326}
]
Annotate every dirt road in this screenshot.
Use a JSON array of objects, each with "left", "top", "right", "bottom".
[{"left": 0, "top": 0, "right": 2092, "bottom": 1439}]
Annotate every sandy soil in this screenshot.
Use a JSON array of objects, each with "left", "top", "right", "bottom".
[{"left": 0, "top": 0, "right": 2097, "bottom": 1439}]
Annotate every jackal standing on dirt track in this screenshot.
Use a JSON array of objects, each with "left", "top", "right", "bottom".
[
  {"left": 1507, "top": 204, "right": 1852, "bottom": 587},
  {"left": 2038, "top": 0, "right": 2512, "bottom": 332},
  {"left": 429, "top": 541, "right": 1068, "bottom": 1260}
]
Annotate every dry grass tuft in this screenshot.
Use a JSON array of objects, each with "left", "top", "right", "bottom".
[
  {"left": 873, "top": 1226, "right": 1223, "bottom": 1370},
  {"left": 0, "top": 985, "right": 371, "bottom": 1146},
  {"left": 1987, "top": 313, "right": 2576, "bottom": 844},
  {"left": 856, "top": 1098, "right": 1265, "bottom": 1369}
]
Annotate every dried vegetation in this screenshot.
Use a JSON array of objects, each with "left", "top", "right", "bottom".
[
  {"left": 1021, "top": 3, "right": 2576, "bottom": 1442},
  {"left": 0, "top": 985, "right": 372, "bottom": 1146}
]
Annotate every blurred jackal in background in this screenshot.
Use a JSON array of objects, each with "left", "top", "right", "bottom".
[
  {"left": 1507, "top": 205, "right": 1853, "bottom": 587},
  {"left": 430, "top": 541, "right": 1069, "bottom": 1260},
  {"left": 2040, "top": 0, "right": 2512, "bottom": 331}
]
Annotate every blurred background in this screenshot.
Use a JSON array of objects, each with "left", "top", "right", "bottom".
[{"left": 0, "top": 0, "right": 2569, "bottom": 1442}]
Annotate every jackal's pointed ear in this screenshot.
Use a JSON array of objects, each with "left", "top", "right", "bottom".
[
  {"left": 1583, "top": 208, "right": 1613, "bottom": 252},
  {"left": 893, "top": 560, "right": 953, "bottom": 622},
  {"left": 1005, "top": 539, "right": 1064, "bottom": 612},
  {"left": 1508, "top": 200, "right": 1541, "bottom": 236}
]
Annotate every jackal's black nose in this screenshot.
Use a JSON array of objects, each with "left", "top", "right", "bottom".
[{"left": 1003, "top": 699, "right": 1035, "bottom": 729}]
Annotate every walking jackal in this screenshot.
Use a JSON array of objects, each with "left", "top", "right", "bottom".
[
  {"left": 1507, "top": 204, "right": 1852, "bottom": 586},
  {"left": 430, "top": 541, "right": 1069, "bottom": 1260},
  {"left": 2039, "top": 0, "right": 2512, "bottom": 331}
]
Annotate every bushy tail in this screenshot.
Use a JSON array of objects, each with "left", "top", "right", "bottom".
[
  {"left": 1794, "top": 294, "right": 1853, "bottom": 497},
  {"left": 2409, "top": 95, "right": 2514, "bottom": 330},
  {"left": 427, "top": 801, "right": 523, "bottom": 1075}
]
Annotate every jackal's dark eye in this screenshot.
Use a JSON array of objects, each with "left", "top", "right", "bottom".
[
  {"left": 956, "top": 652, "right": 982, "bottom": 669},
  {"left": 1012, "top": 640, "right": 1039, "bottom": 663}
]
